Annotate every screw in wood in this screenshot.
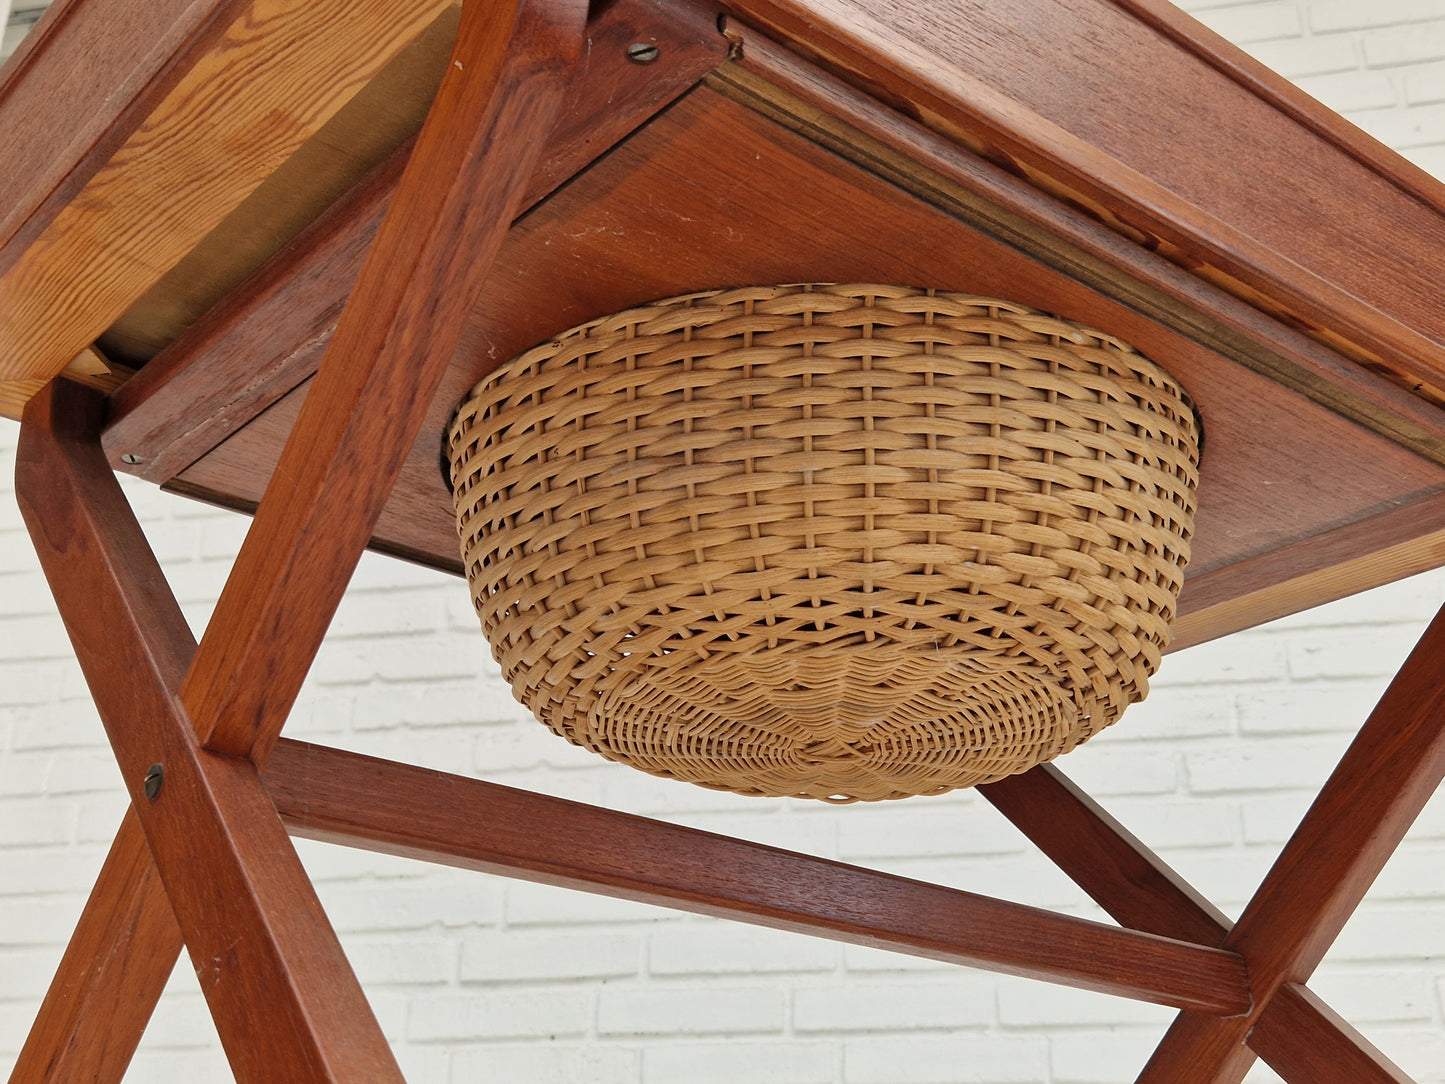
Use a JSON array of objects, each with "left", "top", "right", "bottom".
[
  {"left": 120, "top": 453, "right": 143, "bottom": 465},
  {"left": 626, "top": 42, "right": 660, "bottom": 64},
  {"left": 143, "top": 763, "right": 165, "bottom": 800}
]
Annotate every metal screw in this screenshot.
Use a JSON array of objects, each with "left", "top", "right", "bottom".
[
  {"left": 626, "top": 42, "right": 660, "bottom": 64},
  {"left": 120, "top": 453, "right": 143, "bottom": 465},
  {"left": 143, "top": 763, "right": 165, "bottom": 801}
]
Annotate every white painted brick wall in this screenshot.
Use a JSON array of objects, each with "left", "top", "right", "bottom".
[{"left": 4, "top": 0, "right": 1445, "bottom": 1081}]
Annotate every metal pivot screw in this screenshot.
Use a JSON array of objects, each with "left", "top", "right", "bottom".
[
  {"left": 142, "top": 763, "right": 165, "bottom": 801},
  {"left": 626, "top": 42, "right": 660, "bottom": 64},
  {"left": 120, "top": 453, "right": 143, "bottom": 465}
]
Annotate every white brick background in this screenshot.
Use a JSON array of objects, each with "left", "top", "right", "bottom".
[{"left": 4, "top": 0, "right": 1445, "bottom": 1080}]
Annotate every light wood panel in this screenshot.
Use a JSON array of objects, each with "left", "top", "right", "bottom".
[
  {"left": 0, "top": 0, "right": 246, "bottom": 259},
  {"left": 0, "top": 0, "right": 457, "bottom": 415},
  {"left": 96, "top": 5, "right": 466, "bottom": 366},
  {"left": 0, "top": 350, "right": 129, "bottom": 420},
  {"left": 103, "top": 0, "right": 730, "bottom": 482}
]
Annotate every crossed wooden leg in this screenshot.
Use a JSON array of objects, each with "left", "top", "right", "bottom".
[
  {"left": 7, "top": 2, "right": 1441, "bottom": 1081},
  {"left": 9, "top": 0, "right": 587, "bottom": 1077},
  {"left": 1126, "top": 602, "right": 1445, "bottom": 1083},
  {"left": 980, "top": 669, "right": 1445, "bottom": 1083},
  {"left": 13, "top": 418, "right": 1437, "bottom": 1082}
]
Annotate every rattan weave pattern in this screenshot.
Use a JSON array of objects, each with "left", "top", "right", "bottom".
[{"left": 449, "top": 285, "right": 1200, "bottom": 801}]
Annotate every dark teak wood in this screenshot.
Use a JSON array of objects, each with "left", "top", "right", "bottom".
[
  {"left": 1135, "top": 599, "right": 1445, "bottom": 1084},
  {"left": 176, "top": 0, "right": 588, "bottom": 764},
  {"left": 7, "top": 0, "right": 1445, "bottom": 1082},
  {"left": 19, "top": 380, "right": 402, "bottom": 1082},
  {"left": 5, "top": 811, "right": 182, "bottom": 1084},
  {"left": 263, "top": 739, "right": 1248, "bottom": 1013}
]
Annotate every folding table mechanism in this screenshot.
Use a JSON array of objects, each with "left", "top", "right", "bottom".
[{"left": 4, "top": 0, "right": 1445, "bottom": 1080}]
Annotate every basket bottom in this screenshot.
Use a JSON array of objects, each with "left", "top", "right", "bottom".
[{"left": 565, "top": 643, "right": 1089, "bottom": 802}]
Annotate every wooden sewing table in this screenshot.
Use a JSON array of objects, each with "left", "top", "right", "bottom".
[{"left": 4, "top": 0, "right": 1445, "bottom": 1079}]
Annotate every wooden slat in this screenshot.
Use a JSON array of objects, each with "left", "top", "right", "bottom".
[
  {"left": 6, "top": 811, "right": 183, "bottom": 1084},
  {"left": 1136, "top": 600, "right": 1445, "bottom": 1083},
  {"left": 0, "top": 0, "right": 456, "bottom": 411},
  {"left": 1172, "top": 486, "right": 1445, "bottom": 651},
  {"left": 1107, "top": 0, "right": 1445, "bottom": 219},
  {"left": 1249, "top": 984, "right": 1419, "bottom": 1084},
  {"left": 263, "top": 738, "right": 1250, "bottom": 1014},
  {"left": 102, "top": 0, "right": 728, "bottom": 481},
  {"left": 16, "top": 381, "right": 402, "bottom": 1084}
]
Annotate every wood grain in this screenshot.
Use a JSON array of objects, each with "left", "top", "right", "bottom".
[
  {"left": 1249, "top": 984, "right": 1419, "bottom": 1084},
  {"left": 722, "top": 0, "right": 1445, "bottom": 403},
  {"left": 96, "top": 6, "right": 464, "bottom": 367},
  {"left": 179, "top": 0, "right": 588, "bottom": 764},
  {"left": 0, "top": 0, "right": 248, "bottom": 263},
  {"left": 1107, "top": 0, "right": 1445, "bottom": 218},
  {"left": 1136, "top": 600, "right": 1445, "bottom": 1083},
  {"left": 264, "top": 738, "right": 1249, "bottom": 1013},
  {"left": 102, "top": 145, "right": 410, "bottom": 481},
  {"left": 16, "top": 380, "right": 402, "bottom": 1083},
  {"left": 6, "top": 811, "right": 183, "bottom": 1084},
  {"left": 172, "top": 84, "right": 1445, "bottom": 646},
  {"left": 102, "top": 0, "right": 728, "bottom": 481},
  {"left": 0, "top": 350, "right": 131, "bottom": 422},
  {"left": 979, "top": 764, "right": 1232, "bottom": 946},
  {"left": 0, "top": 0, "right": 455, "bottom": 411}
]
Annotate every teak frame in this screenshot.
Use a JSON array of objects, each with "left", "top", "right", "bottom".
[
  {"left": 6, "top": 0, "right": 1445, "bottom": 1082},
  {"left": 19, "top": 380, "right": 1445, "bottom": 1084}
]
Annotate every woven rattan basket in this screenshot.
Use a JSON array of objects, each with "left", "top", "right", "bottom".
[{"left": 448, "top": 284, "right": 1200, "bottom": 801}]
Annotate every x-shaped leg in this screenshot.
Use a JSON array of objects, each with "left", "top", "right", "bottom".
[
  {"left": 15, "top": 377, "right": 1435, "bottom": 1084},
  {"left": 980, "top": 660, "right": 1445, "bottom": 1084},
  {"left": 1126, "top": 600, "right": 1445, "bottom": 1083},
  {"left": 9, "top": 0, "right": 587, "bottom": 1076}
]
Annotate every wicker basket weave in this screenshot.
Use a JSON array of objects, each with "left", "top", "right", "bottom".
[{"left": 448, "top": 285, "right": 1200, "bottom": 801}]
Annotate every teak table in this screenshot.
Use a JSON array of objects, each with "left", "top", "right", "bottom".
[{"left": 4, "top": 0, "right": 1445, "bottom": 1080}]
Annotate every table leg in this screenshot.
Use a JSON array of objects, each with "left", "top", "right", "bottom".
[
  {"left": 1133, "top": 602, "right": 1445, "bottom": 1083},
  {"left": 6, "top": 811, "right": 181, "bottom": 1084}
]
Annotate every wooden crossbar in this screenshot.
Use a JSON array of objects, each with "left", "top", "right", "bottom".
[
  {"left": 263, "top": 738, "right": 1249, "bottom": 1013},
  {"left": 979, "top": 763, "right": 1420, "bottom": 1083}
]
